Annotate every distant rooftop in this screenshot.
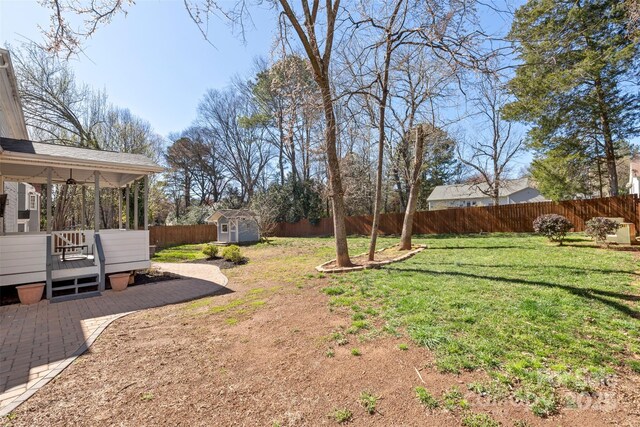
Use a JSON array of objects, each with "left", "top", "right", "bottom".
[{"left": 427, "top": 178, "right": 536, "bottom": 201}]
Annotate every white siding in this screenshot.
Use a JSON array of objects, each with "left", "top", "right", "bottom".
[
  {"left": 99, "top": 230, "right": 150, "bottom": 273},
  {"left": 0, "top": 234, "right": 47, "bottom": 286}
]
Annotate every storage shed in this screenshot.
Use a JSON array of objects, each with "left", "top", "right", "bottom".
[{"left": 206, "top": 210, "right": 260, "bottom": 244}]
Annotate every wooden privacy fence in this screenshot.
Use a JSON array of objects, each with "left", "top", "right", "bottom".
[
  {"left": 149, "top": 224, "right": 217, "bottom": 248},
  {"left": 273, "top": 195, "right": 640, "bottom": 237}
]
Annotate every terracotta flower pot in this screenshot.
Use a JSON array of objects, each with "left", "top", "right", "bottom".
[
  {"left": 109, "top": 273, "right": 130, "bottom": 292},
  {"left": 16, "top": 283, "right": 44, "bottom": 305}
]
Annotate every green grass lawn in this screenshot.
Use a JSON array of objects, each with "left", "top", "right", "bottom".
[
  {"left": 152, "top": 244, "right": 209, "bottom": 263},
  {"left": 153, "top": 233, "right": 640, "bottom": 416},
  {"left": 325, "top": 233, "right": 640, "bottom": 416}
]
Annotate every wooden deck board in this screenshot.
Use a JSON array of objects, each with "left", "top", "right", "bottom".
[{"left": 51, "top": 256, "right": 95, "bottom": 271}]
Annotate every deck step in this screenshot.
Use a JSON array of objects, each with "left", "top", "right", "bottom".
[{"left": 50, "top": 291, "right": 102, "bottom": 303}]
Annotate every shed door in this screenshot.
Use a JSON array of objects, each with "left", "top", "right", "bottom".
[
  {"left": 230, "top": 219, "right": 238, "bottom": 243},
  {"left": 219, "top": 222, "right": 229, "bottom": 242}
]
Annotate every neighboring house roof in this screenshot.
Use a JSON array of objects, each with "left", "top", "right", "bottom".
[
  {"left": 427, "top": 178, "right": 537, "bottom": 201},
  {"left": 0, "top": 48, "right": 29, "bottom": 140},
  {"left": 207, "top": 209, "right": 256, "bottom": 223},
  {"left": 0, "top": 137, "right": 164, "bottom": 174}
]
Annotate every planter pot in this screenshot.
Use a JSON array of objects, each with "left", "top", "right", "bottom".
[
  {"left": 16, "top": 283, "right": 44, "bottom": 305},
  {"left": 109, "top": 273, "right": 130, "bottom": 292}
]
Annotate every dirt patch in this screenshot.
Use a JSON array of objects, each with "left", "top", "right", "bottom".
[{"left": 5, "top": 241, "right": 640, "bottom": 427}]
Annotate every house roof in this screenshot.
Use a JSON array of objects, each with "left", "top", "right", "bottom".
[
  {"left": 0, "top": 48, "right": 29, "bottom": 140},
  {"left": 207, "top": 209, "right": 256, "bottom": 223},
  {"left": 0, "top": 137, "right": 164, "bottom": 173},
  {"left": 0, "top": 137, "right": 163, "bottom": 188},
  {"left": 427, "top": 178, "right": 536, "bottom": 201}
]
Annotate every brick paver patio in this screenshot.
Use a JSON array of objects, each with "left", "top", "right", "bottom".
[{"left": 0, "top": 263, "right": 228, "bottom": 416}]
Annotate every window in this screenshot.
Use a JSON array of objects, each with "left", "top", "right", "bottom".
[
  {"left": 29, "top": 194, "right": 38, "bottom": 210},
  {"left": 221, "top": 224, "right": 228, "bottom": 233}
]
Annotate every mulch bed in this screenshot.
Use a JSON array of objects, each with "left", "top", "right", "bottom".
[
  {"left": 317, "top": 244, "right": 427, "bottom": 273},
  {"left": 133, "top": 269, "right": 181, "bottom": 285},
  {"left": 189, "top": 257, "right": 242, "bottom": 270}
]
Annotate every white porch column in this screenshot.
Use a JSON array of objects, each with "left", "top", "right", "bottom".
[
  {"left": 118, "top": 187, "right": 122, "bottom": 229},
  {"left": 134, "top": 180, "right": 139, "bottom": 230},
  {"left": 46, "top": 168, "right": 52, "bottom": 233},
  {"left": 0, "top": 174, "right": 4, "bottom": 234},
  {"left": 125, "top": 184, "right": 130, "bottom": 230},
  {"left": 94, "top": 172, "right": 100, "bottom": 232},
  {"left": 81, "top": 186, "right": 86, "bottom": 229},
  {"left": 143, "top": 175, "right": 149, "bottom": 230}
]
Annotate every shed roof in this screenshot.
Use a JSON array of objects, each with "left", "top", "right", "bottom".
[
  {"left": 207, "top": 209, "right": 256, "bottom": 223},
  {"left": 427, "top": 178, "right": 535, "bottom": 201}
]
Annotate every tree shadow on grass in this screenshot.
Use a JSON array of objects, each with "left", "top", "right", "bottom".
[
  {"left": 427, "top": 246, "right": 534, "bottom": 251},
  {"left": 385, "top": 266, "right": 640, "bottom": 319},
  {"left": 426, "top": 261, "right": 640, "bottom": 277}
]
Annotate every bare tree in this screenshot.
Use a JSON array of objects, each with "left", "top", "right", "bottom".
[
  {"left": 341, "top": 0, "right": 409, "bottom": 261},
  {"left": 271, "top": 0, "right": 353, "bottom": 266},
  {"left": 458, "top": 77, "right": 523, "bottom": 206},
  {"left": 197, "top": 87, "right": 272, "bottom": 202},
  {"left": 14, "top": 42, "right": 105, "bottom": 147}
]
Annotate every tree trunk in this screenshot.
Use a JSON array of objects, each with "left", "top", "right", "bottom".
[
  {"left": 594, "top": 76, "right": 619, "bottom": 196},
  {"left": 368, "top": 17, "right": 399, "bottom": 261},
  {"left": 367, "top": 94, "right": 388, "bottom": 260},
  {"left": 400, "top": 126, "right": 425, "bottom": 250},
  {"left": 278, "top": 113, "right": 285, "bottom": 185},
  {"left": 320, "top": 81, "right": 352, "bottom": 267}
]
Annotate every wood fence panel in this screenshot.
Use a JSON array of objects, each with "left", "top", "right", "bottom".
[
  {"left": 149, "top": 224, "right": 217, "bottom": 248},
  {"left": 273, "top": 195, "right": 640, "bottom": 238}
]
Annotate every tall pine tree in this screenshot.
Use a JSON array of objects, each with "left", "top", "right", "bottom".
[{"left": 506, "top": 0, "right": 639, "bottom": 196}]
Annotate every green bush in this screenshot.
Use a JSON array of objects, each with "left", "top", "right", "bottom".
[
  {"left": 584, "top": 217, "right": 620, "bottom": 244},
  {"left": 222, "top": 245, "right": 243, "bottom": 263},
  {"left": 202, "top": 243, "right": 219, "bottom": 259}
]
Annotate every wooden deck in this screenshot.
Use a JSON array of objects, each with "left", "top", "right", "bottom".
[{"left": 51, "top": 255, "right": 95, "bottom": 271}]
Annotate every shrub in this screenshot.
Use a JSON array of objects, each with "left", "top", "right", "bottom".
[
  {"left": 584, "top": 217, "right": 620, "bottom": 244},
  {"left": 202, "top": 243, "right": 219, "bottom": 259},
  {"left": 533, "top": 214, "right": 573, "bottom": 244},
  {"left": 222, "top": 245, "right": 243, "bottom": 263}
]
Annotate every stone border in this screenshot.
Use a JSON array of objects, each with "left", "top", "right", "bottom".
[{"left": 315, "top": 244, "right": 427, "bottom": 273}]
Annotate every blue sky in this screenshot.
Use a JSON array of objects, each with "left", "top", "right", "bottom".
[
  {"left": 0, "top": 0, "right": 276, "bottom": 137},
  {"left": 0, "top": 0, "right": 532, "bottom": 171}
]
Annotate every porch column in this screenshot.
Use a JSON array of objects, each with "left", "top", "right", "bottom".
[
  {"left": 143, "top": 175, "right": 149, "bottom": 230},
  {"left": 81, "top": 186, "right": 86, "bottom": 229},
  {"left": 134, "top": 180, "right": 139, "bottom": 230},
  {"left": 94, "top": 172, "right": 100, "bottom": 232},
  {"left": 125, "top": 184, "right": 130, "bottom": 230},
  {"left": 0, "top": 174, "right": 4, "bottom": 234},
  {"left": 118, "top": 187, "right": 122, "bottom": 229},
  {"left": 46, "top": 168, "right": 52, "bottom": 233}
]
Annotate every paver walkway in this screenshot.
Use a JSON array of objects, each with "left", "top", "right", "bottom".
[{"left": 0, "top": 263, "right": 228, "bottom": 416}]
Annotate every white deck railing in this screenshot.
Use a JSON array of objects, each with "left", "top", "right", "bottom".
[
  {"left": 52, "top": 230, "right": 92, "bottom": 255},
  {"left": 1, "top": 229, "right": 150, "bottom": 287}
]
